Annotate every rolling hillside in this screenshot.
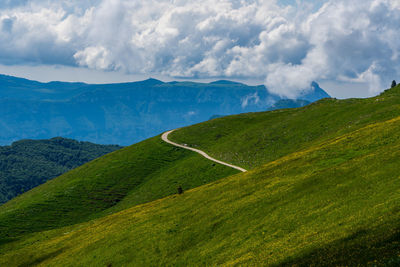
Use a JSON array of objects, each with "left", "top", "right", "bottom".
[
  {"left": 0, "top": 85, "right": 399, "bottom": 266},
  {"left": 0, "top": 136, "right": 238, "bottom": 240},
  {"left": 170, "top": 87, "right": 400, "bottom": 169}
]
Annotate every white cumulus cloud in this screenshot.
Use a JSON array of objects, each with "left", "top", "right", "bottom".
[{"left": 0, "top": 0, "right": 399, "bottom": 97}]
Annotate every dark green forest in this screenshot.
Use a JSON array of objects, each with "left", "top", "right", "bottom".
[{"left": 0, "top": 137, "right": 121, "bottom": 204}]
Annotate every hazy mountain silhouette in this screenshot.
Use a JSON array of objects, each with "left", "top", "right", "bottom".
[{"left": 0, "top": 75, "right": 330, "bottom": 145}]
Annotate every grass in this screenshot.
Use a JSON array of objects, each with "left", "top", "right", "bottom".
[
  {"left": 1, "top": 86, "right": 400, "bottom": 265},
  {"left": 1, "top": 111, "right": 400, "bottom": 266},
  {"left": 0, "top": 136, "right": 238, "bottom": 241},
  {"left": 170, "top": 86, "right": 400, "bottom": 169}
]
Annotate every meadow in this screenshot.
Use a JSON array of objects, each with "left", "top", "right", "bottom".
[{"left": 1, "top": 85, "right": 400, "bottom": 265}]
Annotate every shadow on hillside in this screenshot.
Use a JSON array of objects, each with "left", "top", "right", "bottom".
[
  {"left": 276, "top": 227, "right": 400, "bottom": 266},
  {"left": 0, "top": 237, "right": 18, "bottom": 246},
  {"left": 18, "top": 247, "right": 67, "bottom": 267}
]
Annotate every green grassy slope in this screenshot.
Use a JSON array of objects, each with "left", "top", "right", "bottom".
[
  {"left": 170, "top": 86, "right": 400, "bottom": 169},
  {"left": 1, "top": 111, "right": 400, "bottom": 266},
  {"left": 0, "top": 136, "right": 238, "bottom": 242},
  {"left": 1, "top": 86, "right": 400, "bottom": 266}
]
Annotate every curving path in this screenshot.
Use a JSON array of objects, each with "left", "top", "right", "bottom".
[{"left": 161, "top": 129, "right": 247, "bottom": 172}]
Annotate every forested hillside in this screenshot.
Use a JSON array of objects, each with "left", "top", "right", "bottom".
[{"left": 0, "top": 137, "right": 121, "bottom": 204}]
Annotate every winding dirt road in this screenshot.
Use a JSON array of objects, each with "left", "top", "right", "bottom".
[{"left": 161, "top": 129, "right": 247, "bottom": 172}]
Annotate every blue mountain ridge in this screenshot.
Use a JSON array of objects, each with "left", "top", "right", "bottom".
[{"left": 0, "top": 74, "right": 330, "bottom": 145}]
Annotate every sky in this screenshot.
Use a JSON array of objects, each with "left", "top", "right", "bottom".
[{"left": 0, "top": 0, "right": 399, "bottom": 99}]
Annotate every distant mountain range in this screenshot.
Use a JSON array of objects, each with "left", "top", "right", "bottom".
[{"left": 0, "top": 74, "right": 330, "bottom": 145}]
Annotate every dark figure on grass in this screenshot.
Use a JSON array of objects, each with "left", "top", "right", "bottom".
[
  {"left": 391, "top": 80, "right": 397, "bottom": 88},
  {"left": 177, "top": 186, "right": 183, "bottom": 194}
]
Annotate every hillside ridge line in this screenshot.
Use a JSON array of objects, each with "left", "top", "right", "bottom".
[{"left": 161, "top": 129, "right": 247, "bottom": 172}]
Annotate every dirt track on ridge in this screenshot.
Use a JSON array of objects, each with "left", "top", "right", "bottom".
[{"left": 161, "top": 129, "right": 247, "bottom": 173}]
